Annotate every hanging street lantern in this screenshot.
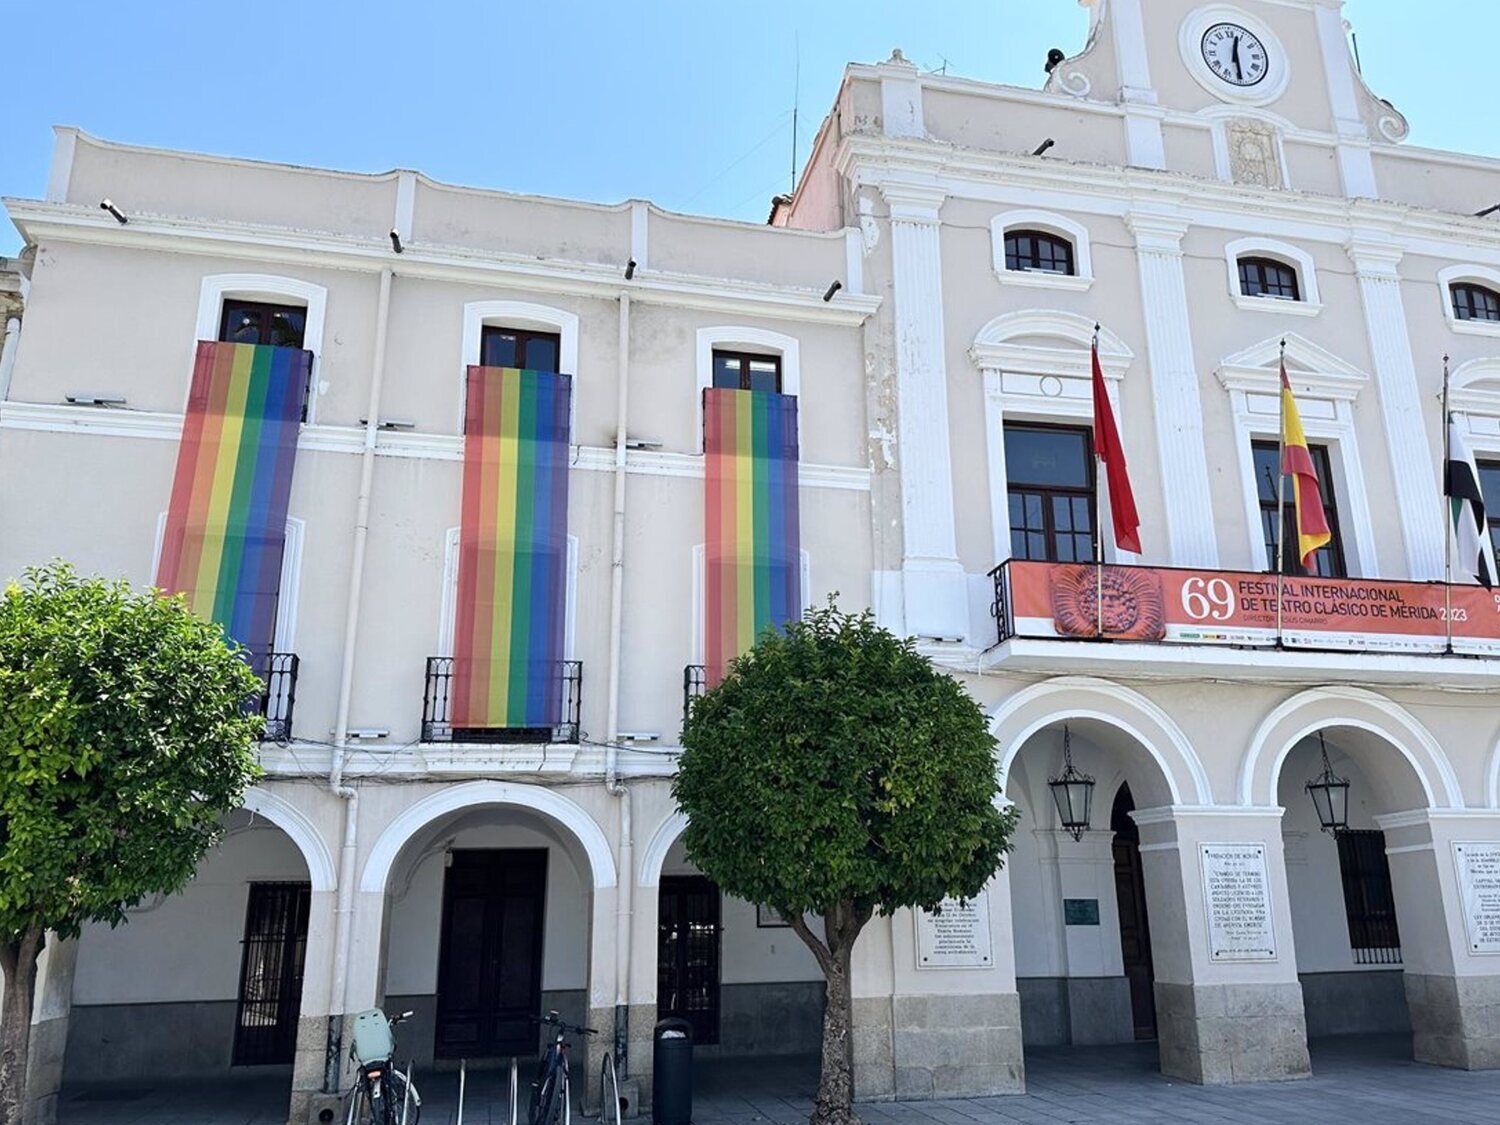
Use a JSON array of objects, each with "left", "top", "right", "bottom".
[
  {"left": 1305, "top": 732, "right": 1350, "bottom": 835},
  {"left": 1049, "top": 724, "right": 1095, "bottom": 842}
]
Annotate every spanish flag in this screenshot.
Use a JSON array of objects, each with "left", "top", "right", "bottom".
[{"left": 1281, "top": 362, "right": 1331, "bottom": 569}]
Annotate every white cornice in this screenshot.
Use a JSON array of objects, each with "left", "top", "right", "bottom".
[
  {"left": 0, "top": 401, "right": 872, "bottom": 490},
  {"left": 4, "top": 201, "right": 880, "bottom": 327},
  {"left": 836, "top": 136, "right": 1500, "bottom": 256}
]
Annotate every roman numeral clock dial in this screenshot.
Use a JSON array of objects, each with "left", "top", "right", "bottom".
[{"left": 1202, "top": 22, "right": 1268, "bottom": 87}]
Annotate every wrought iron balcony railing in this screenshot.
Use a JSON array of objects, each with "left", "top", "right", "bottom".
[
  {"left": 682, "top": 664, "right": 707, "bottom": 727},
  {"left": 255, "top": 652, "right": 299, "bottom": 743},
  {"left": 421, "top": 658, "right": 582, "bottom": 744}
]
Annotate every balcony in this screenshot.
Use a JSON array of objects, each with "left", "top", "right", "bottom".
[
  {"left": 683, "top": 664, "right": 707, "bottom": 727},
  {"left": 255, "top": 652, "right": 299, "bottom": 743},
  {"left": 986, "top": 559, "right": 1500, "bottom": 686},
  {"left": 421, "top": 657, "right": 582, "bottom": 744}
]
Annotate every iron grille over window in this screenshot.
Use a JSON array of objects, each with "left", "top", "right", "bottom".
[
  {"left": 658, "top": 875, "right": 722, "bottom": 1045},
  {"left": 421, "top": 657, "right": 582, "bottom": 744},
  {"left": 1004, "top": 423, "right": 1096, "bottom": 563},
  {"left": 1251, "top": 440, "right": 1347, "bottom": 577},
  {"left": 480, "top": 326, "right": 562, "bottom": 371},
  {"left": 233, "top": 882, "right": 311, "bottom": 1066},
  {"left": 1004, "top": 230, "right": 1075, "bottom": 275},
  {"left": 711, "top": 350, "right": 782, "bottom": 393},
  {"left": 252, "top": 652, "right": 300, "bottom": 743},
  {"left": 1336, "top": 829, "right": 1402, "bottom": 965},
  {"left": 1453, "top": 283, "right": 1500, "bottom": 323},
  {"left": 1238, "top": 257, "right": 1301, "bottom": 301},
  {"left": 683, "top": 664, "right": 707, "bottom": 727}
]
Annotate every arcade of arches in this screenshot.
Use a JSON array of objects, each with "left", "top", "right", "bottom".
[{"left": 14, "top": 681, "right": 1500, "bottom": 1123}]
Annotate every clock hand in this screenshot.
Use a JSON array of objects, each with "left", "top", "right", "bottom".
[{"left": 1232, "top": 35, "right": 1243, "bottom": 80}]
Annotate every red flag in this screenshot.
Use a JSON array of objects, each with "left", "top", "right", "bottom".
[{"left": 1092, "top": 335, "right": 1141, "bottom": 554}]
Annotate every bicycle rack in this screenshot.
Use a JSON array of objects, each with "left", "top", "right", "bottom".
[
  {"left": 401, "top": 1059, "right": 414, "bottom": 1125},
  {"left": 455, "top": 1059, "right": 467, "bottom": 1125},
  {"left": 508, "top": 1056, "right": 519, "bottom": 1125},
  {"left": 599, "top": 1052, "right": 622, "bottom": 1125}
]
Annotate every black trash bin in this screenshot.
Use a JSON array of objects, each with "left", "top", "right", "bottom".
[{"left": 652, "top": 1017, "right": 694, "bottom": 1125}]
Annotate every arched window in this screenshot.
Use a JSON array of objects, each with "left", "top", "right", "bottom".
[
  {"left": 1237, "top": 257, "right": 1301, "bottom": 301},
  {"left": 1453, "top": 283, "right": 1500, "bottom": 324},
  {"left": 1003, "top": 229, "right": 1075, "bottom": 276}
]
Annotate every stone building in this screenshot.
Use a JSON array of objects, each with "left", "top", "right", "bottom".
[{"left": 5, "top": 0, "right": 1500, "bottom": 1121}]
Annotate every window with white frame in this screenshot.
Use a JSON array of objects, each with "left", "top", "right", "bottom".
[
  {"left": 1224, "top": 238, "right": 1320, "bottom": 314},
  {"left": 694, "top": 326, "right": 800, "bottom": 452},
  {"left": 1438, "top": 267, "right": 1500, "bottom": 337},
  {"left": 990, "top": 211, "right": 1093, "bottom": 290},
  {"left": 971, "top": 311, "right": 1133, "bottom": 565},
  {"left": 1216, "top": 334, "right": 1375, "bottom": 577},
  {"left": 195, "top": 274, "right": 326, "bottom": 422},
  {"left": 460, "top": 300, "right": 579, "bottom": 433}
]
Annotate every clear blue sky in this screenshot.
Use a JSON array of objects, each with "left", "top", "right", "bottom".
[{"left": 3, "top": 2, "right": 1497, "bottom": 256}]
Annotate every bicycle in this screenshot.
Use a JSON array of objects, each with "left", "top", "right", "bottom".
[
  {"left": 345, "top": 1007, "right": 422, "bottom": 1125},
  {"left": 528, "top": 1011, "right": 596, "bottom": 1125}
]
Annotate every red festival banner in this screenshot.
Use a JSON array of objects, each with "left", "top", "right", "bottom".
[{"left": 1004, "top": 561, "right": 1500, "bottom": 656}]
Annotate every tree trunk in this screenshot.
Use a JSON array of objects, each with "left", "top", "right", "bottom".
[
  {"left": 787, "top": 904, "right": 869, "bottom": 1125},
  {"left": 811, "top": 937, "right": 857, "bottom": 1125},
  {"left": 0, "top": 928, "right": 44, "bottom": 1125}
]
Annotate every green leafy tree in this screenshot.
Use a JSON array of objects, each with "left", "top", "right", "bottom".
[
  {"left": 674, "top": 602, "right": 1015, "bottom": 1125},
  {"left": 0, "top": 563, "right": 264, "bottom": 1125}
]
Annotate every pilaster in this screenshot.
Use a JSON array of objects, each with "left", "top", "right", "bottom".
[
  {"left": 1126, "top": 212, "right": 1219, "bottom": 568},
  {"left": 1313, "top": 2, "right": 1378, "bottom": 198},
  {"left": 1347, "top": 236, "right": 1445, "bottom": 580},
  {"left": 1108, "top": 0, "right": 1166, "bottom": 169},
  {"left": 883, "top": 183, "right": 968, "bottom": 641}
]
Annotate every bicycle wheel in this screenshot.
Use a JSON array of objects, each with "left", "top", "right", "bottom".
[
  {"left": 387, "top": 1070, "right": 421, "bottom": 1125},
  {"left": 600, "top": 1053, "right": 621, "bottom": 1125},
  {"left": 530, "top": 1067, "right": 559, "bottom": 1125}
]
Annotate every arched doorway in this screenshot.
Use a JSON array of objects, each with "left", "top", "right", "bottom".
[
  {"left": 1002, "top": 716, "right": 1182, "bottom": 1058},
  {"left": 1110, "top": 784, "right": 1155, "bottom": 1041},
  {"left": 57, "top": 804, "right": 323, "bottom": 1121}
]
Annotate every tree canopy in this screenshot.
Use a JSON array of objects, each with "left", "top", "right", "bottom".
[
  {"left": 0, "top": 562, "right": 265, "bottom": 942},
  {"left": 675, "top": 601, "right": 1014, "bottom": 922}
]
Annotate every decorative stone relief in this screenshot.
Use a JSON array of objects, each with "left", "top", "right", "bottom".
[{"left": 1226, "top": 118, "right": 1282, "bottom": 188}]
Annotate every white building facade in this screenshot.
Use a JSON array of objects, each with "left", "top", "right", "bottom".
[{"left": 7, "top": 0, "right": 1500, "bottom": 1120}]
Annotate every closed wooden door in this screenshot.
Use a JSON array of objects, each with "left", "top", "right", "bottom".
[
  {"left": 1111, "top": 785, "right": 1157, "bottom": 1040},
  {"left": 435, "top": 849, "right": 547, "bottom": 1058}
]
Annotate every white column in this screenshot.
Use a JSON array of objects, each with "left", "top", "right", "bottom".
[
  {"left": 1314, "top": 3, "right": 1378, "bottom": 198},
  {"left": 1347, "top": 237, "right": 1445, "bottom": 580},
  {"left": 1127, "top": 212, "right": 1219, "bottom": 567},
  {"left": 883, "top": 183, "right": 968, "bottom": 641},
  {"left": 1108, "top": 0, "right": 1166, "bottom": 169}
]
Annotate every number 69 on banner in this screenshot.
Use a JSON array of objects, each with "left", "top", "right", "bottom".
[{"left": 1182, "top": 576, "right": 1236, "bottom": 621}]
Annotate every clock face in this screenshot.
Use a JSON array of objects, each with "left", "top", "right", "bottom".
[{"left": 1201, "top": 22, "right": 1269, "bottom": 87}]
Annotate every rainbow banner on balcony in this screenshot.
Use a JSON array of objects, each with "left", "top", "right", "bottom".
[
  {"left": 704, "top": 387, "right": 801, "bottom": 684},
  {"left": 155, "top": 341, "right": 310, "bottom": 659},
  {"left": 451, "top": 366, "right": 572, "bottom": 729}
]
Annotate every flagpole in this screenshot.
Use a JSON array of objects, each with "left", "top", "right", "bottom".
[
  {"left": 1094, "top": 323, "right": 1105, "bottom": 639},
  {"left": 1443, "top": 354, "right": 1453, "bottom": 653},
  {"left": 1276, "top": 339, "right": 1287, "bottom": 645}
]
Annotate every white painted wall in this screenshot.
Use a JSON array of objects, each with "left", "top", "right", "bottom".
[{"left": 72, "top": 818, "right": 307, "bottom": 1005}]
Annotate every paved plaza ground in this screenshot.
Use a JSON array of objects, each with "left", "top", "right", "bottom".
[{"left": 56, "top": 1034, "right": 1500, "bottom": 1125}]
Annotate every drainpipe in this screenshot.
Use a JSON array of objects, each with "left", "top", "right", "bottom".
[
  {"left": 325, "top": 266, "right": 394, "bottom": 1090},
  {"left": 0, "top": 316, "right": 20, "bottom": 402},
  {"left": 605, "top": 291, "right": 634, "bottom": 1074}
]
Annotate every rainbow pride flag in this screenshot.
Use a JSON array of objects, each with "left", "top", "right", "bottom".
[
  {"left": 703, "top": 387, "right": 801, "bottom": 683},
  {"left": 155, "top": 341, "right": 310, "bottom": 660},
  {"left": 451, "top": 366, "right": 572, "bottom": 729}
]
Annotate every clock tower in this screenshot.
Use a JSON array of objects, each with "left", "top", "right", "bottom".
[{"left": 1049, "top": 0, "right": 1407, "bottom": 197}]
